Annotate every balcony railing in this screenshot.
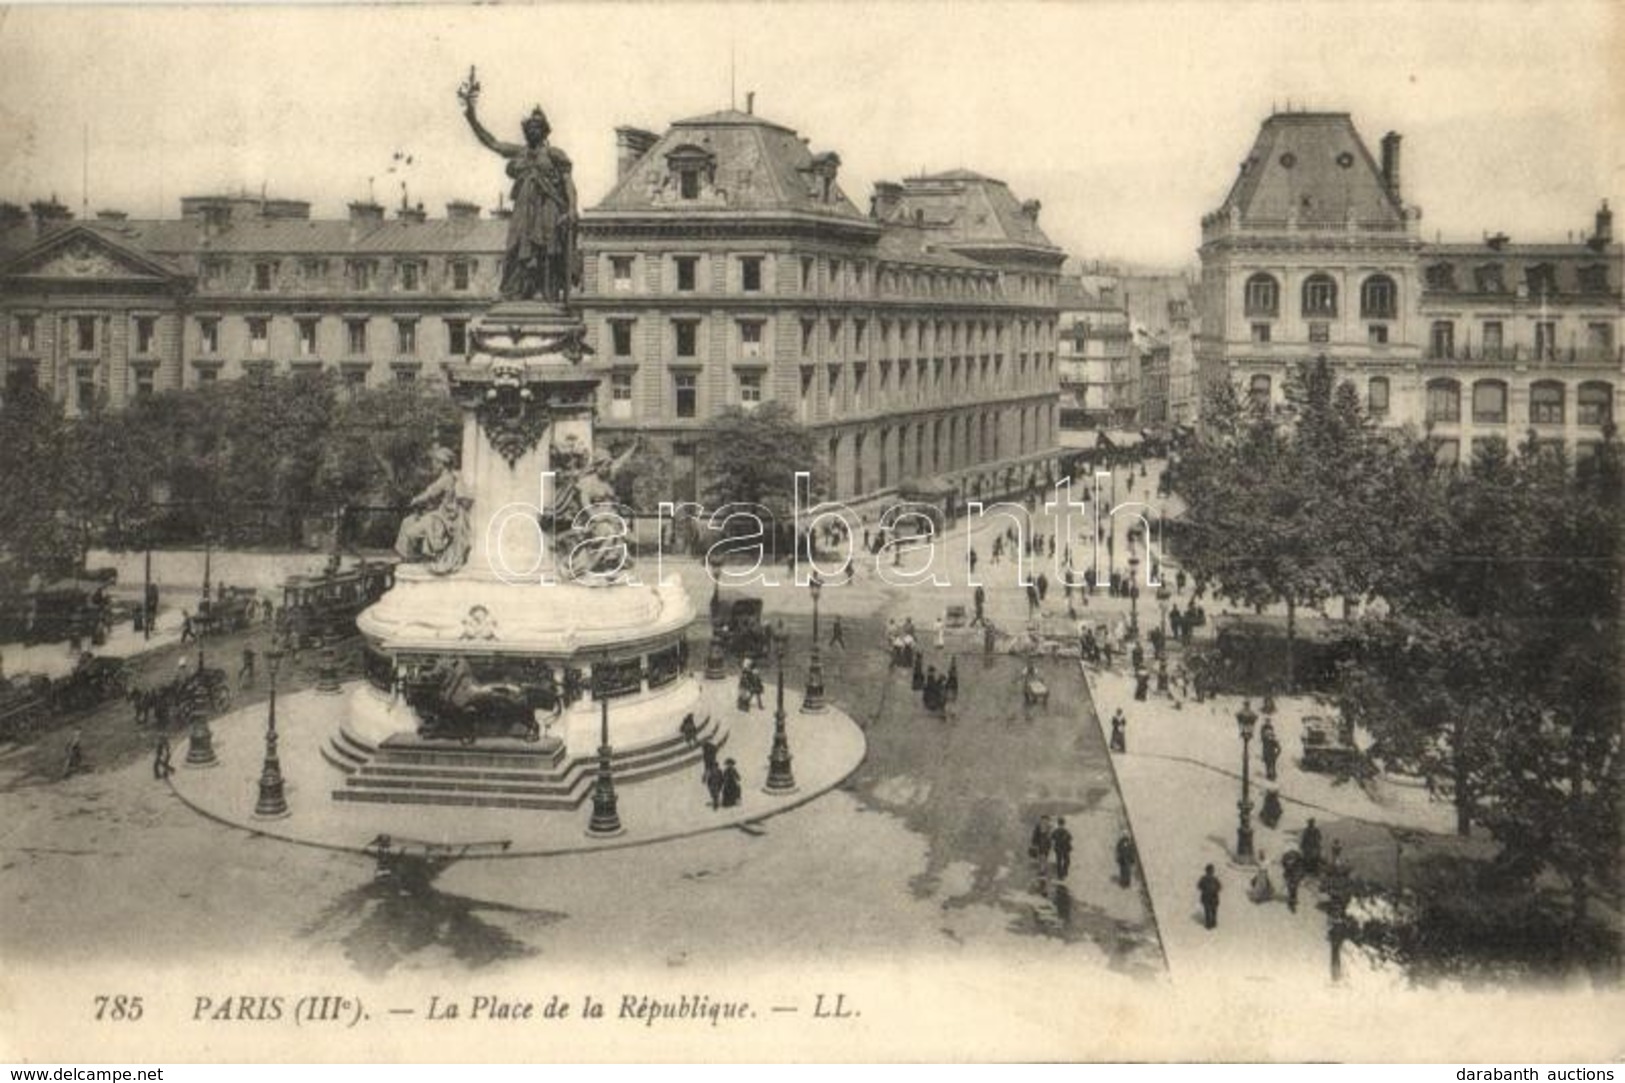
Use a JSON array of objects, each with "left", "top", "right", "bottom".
[{"left": 1427, "top": 344, "right": 1623, "bottom": 364}]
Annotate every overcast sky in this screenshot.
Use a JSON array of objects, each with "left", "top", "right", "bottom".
[{"left": 0, "top": 2, "right": 1620, "bottom": 268}]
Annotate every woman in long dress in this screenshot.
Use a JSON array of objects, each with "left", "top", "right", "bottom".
[{"left": 1249, "top": 849, "right": 1277, "bottom": 903}]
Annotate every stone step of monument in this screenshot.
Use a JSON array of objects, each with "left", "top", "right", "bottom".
[
  {"left": 331, "top": 741, "right": 718, "bottom": 810},
  {"left": 327, "top": 720, "right": 731, "bottom": 811},
  {"left": 320, "top": 727, "right": 375, "bottom": 775}
]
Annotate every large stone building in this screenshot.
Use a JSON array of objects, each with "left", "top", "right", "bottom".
[
  {"left": 577, "top": 107, "right": 1065, "bottom": 506},
  {"left": 1195, "top": 110, "right": 1622, "bottom": 464},
  {"left": 1057, "top": 273, "right": 1134, "bottom": 429},
  {"left": 0, "top": 105, "right": 1065, "bottom": 510}
]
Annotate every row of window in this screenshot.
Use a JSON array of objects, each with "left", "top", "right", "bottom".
[
  {"left": 1244, "top": 312, "right": 1618, "bottom": 360},
  {"left": 201, "top": 257, "right": 480, "bottom": 294},
  {"left": 1424, "top": 379, "right": 1614, "bottom": 426},
  {"left": 602, "top": 251, "right": 1050, "bottom": 304},
  {"left": 1244, "top": 373, "right": 1614, "bottom": 427},
  {"left": 1243, "top": 272, "right": 1397, "bottom": 319},
  {"left": 6, "top": 313, "right": 474, "bottom": 361},
  {"left": 1423, "top": 261, "right": 1611, "bottom": 296},
  {"left": 819, "top": 406, "right": 1055, "bottom": 496},
  {"left": 599, "top": 314, "right": 1057, "bottom": 365},
  {"left": 1423, "top": 318, "right": 1615, "bottom": 361}
]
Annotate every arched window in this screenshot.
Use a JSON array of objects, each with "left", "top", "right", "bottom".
[
  {"left": 1472, "top": 379, "right": 1508, "bottom": 424},
  {"left": 1426, "top": 378, "right": 1461, "bottom": 423},
  {"left": 1244, "top": 273, "right": 1280, "bottom": 317},
  {"left": 1360, "top": 274, "right": 1397, "bottom": 318},
  {"left": 1578, "top": 382, "right": 1614, "bottom": 427},
  {"left": 1529, "top": 381, "right": 1565, "bottom": 425},
  {"left": 1302, "top": 274, "right": 1338, "bottom": 317},
  {"left": 1368, "top": 376, "right": 1390, "bottom": 417}
]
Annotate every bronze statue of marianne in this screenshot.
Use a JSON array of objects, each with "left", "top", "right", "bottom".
[{"left": 458, "top": 67, "right": 579, "bottom": 303}]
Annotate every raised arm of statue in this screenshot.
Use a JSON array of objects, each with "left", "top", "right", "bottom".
[
  {"left": 607, "top": 437, "right": 641, "bottom": 478},
  {"left": 458, "top": 69, "right": 521, "bottom": 158}
]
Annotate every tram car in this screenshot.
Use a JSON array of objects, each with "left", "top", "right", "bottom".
[
  {"left": 194, "top": 586, "right": 260, "bottom": 637},
  {"left": 280, "top": 559, "right": 396, "bottom": 650}
]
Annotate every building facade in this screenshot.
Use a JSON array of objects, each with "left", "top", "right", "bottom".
[
  {"left": 1, "top": 108, "right": 1065, "bottom": 510},
  {"left": 576, "top": 108, "right": 1065, "bottom": 508},
  {"left": 1057, "top": 275, "right": 1134, "bottom": 428},
  {"left": 1195, "top": 111, "right": 1622, "bottom": 463}
]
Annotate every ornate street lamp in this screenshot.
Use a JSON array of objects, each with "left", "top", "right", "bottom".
[
  {"left": 1235, "top": 698, "right": 1258, "bottom": 861},
  {"left": 802, "top": 573, "right": 826, "bottom": 714},
  {"left": 184, "top": 648, "right": 217, "bottom": 767},
  {"left": 765, "top": 649, "right": 798, "bottom": 794},
  {"left": 586, "top": 694, "right": 623, "bottom": 837},
  {"left": 254, "top": 647, "right": 289, "bottom": 819}
]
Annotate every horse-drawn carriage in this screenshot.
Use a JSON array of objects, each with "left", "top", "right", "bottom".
[
  {"left": 129, "top": 663, "right": 232, "bottom": 728},
  {"left": 193, "top": 587, "right": 259, "bottom": 637},
  {"left": 280, "top": 560, "right": 395, "bottom": 650},
  {"left": 51, "top": 654, "right": 129, "bottom": 714}
]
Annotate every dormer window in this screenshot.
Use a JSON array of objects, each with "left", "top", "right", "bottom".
[
  {"left": 1526, "top": 263, "right": 1558, "bottom": 297},
  {"left": 665, "top": 144, "right": 716, "bottom": 201},
  {"left": 1425, "top": 263, "right": 1457, "bottom": 291},
  {"left": 1473, "top": 264, "right": 1504, "bottom": 294},
  {"left": 1577, "top": 264, "right": 1610, "bottom": 293}
]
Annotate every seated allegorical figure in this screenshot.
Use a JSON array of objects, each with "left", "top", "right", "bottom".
[{"left": 395, "top": 447, "right": 472, "bottom": 574}]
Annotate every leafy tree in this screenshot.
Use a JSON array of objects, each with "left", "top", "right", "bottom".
[
  {"left": 698, "top": 402, "right": 829, "bottom": 522},
  {"left": 1175, "top": 357, "right": 1402, "bottom": 685},
  {"left": 317, "top": 382, "right": 460, "bottom": 548},
  {"left": 0, "top": 387, "right": 78, "bottom": 579},
  {"left": 1337, "top": 430, "right": 1622, "bottom": 929}
]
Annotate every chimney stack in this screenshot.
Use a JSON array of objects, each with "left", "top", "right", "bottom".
[
  {"left": 397, "top": 203, "right": 427, "bottom": 224},
  {"left": 29, "top": 197, "right": 73, "bottom": 237},
  {"left": 95, "top": 209, "right": 128, "bottom": 222},
  {"left": 1594, "top": 200, "right": 1613, "bottom": 248},
  {"left": 1380, "top": 132, "right": 1402, "bottom": 201},
  {"left": 614, "top": 126, "right": 660, "bottom": 182},
  {"left": 746, "top": 91, "right": 755, "bottom": 116},
  {"left": 445, "top": 200, "right": 481, "bottom": 221}
]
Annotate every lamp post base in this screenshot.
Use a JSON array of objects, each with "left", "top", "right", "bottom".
[
  {"left": 801, "top": 654, "right": 827, "bottom": 714},
  {"left": 586, "top": 746, "right": 624, "bottom": 837},
  {"left": 185, "top": 723, "right": 218, "bottom": 768}
]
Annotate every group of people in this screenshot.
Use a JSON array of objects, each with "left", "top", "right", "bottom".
[
  {"left": 697, "top": 736, "right": 743, "bottom": 810},
  {"left": 1198, "top": 817, "right": 1345, "bottom": 929},
  {"left": 1028, "top": 814, "right": 1076, "bottom": 880}
]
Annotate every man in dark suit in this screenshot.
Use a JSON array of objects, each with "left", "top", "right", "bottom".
[
  {"left": 1198, "top": 864, "right": 1222, "bottom": 930},
  {"left": 1051, "top": 818, "right": 1074, "bottom": 880}
]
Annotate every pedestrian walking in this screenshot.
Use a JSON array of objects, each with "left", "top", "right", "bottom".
[
  {"left": 720, "top": 758, "right": 743, "bottom": 808},
  {"left": 1109, "top": 708, "right": 1127, "bottom": 753},
  {"left": 1036, "top": 572, "right": 1049, "bottom": 603},
  {"left": 153, "top": 734, "right": 173, "bottom": 780},
  {"left": 239, "top": 646, "right": 257, "bottom": 688},
  {"left": 972, "top": 585, "right": 986, "bottom": 626},
  {"left": 1300, "top": 818, "right": 1324, "bottom": 875},
  {"left": 933, "top": 615, "right": 945, "bottom": 649},
  {"left": 1281, "top": 848, "right": 1304, "bottom": 913},
  {"left": 61, "top": 729, "right": 85, "bottom": 780},
  {"left": 180, "top": 611, "right": 196, "bottom": 644},
  {"left": 1133, "top": 669, "right": 1150, "bottom": 702},
  {"left": 1248, "top": 850, "right": 1276, "bottom": 903},
  {"left": 1176, "top": 569, "right": 1187, "bottom": 595},
  {"left": 1025, "top": 582, "right": 1040, "bottom": 617},
  {"left": 945, "top": 656, "right": 959, "bottom": 700},
  {"left": 1198, "top": 864, "right": 1223, "bottom": 930},
  {"left": 830, "top": 615, "right": 846, "bottom": 650},
  {"left": 701, "top": 739, "right": 723, "bottom": 808},
  {"left": 679, "top": 712, "right": 699, "bottom": 745},
  {"left": 911, "top": 653, "right": 926, "bottom": 691},
  {"left": 1115, "top": 833, "right": 1137, "bottom": 887},
  {"left": 969, "top": 547, "right": 979, "bottom": 575},
  {"left": 1029, "top": 814, "right": 1054, "bottom": 873},
  {"left": 1261, "top": 721, "right": 1281, "bottom": 781},
  {"left": 1052, "top": 817, "right": 1074, "bottom": 879}
]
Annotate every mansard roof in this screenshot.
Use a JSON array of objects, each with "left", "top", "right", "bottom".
[
  {"left": 1217, "top": 112, "right": 1404, "bottom": 227},
  {"left": 593, "top": 110, "right": 867, "bottom": 220}
]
